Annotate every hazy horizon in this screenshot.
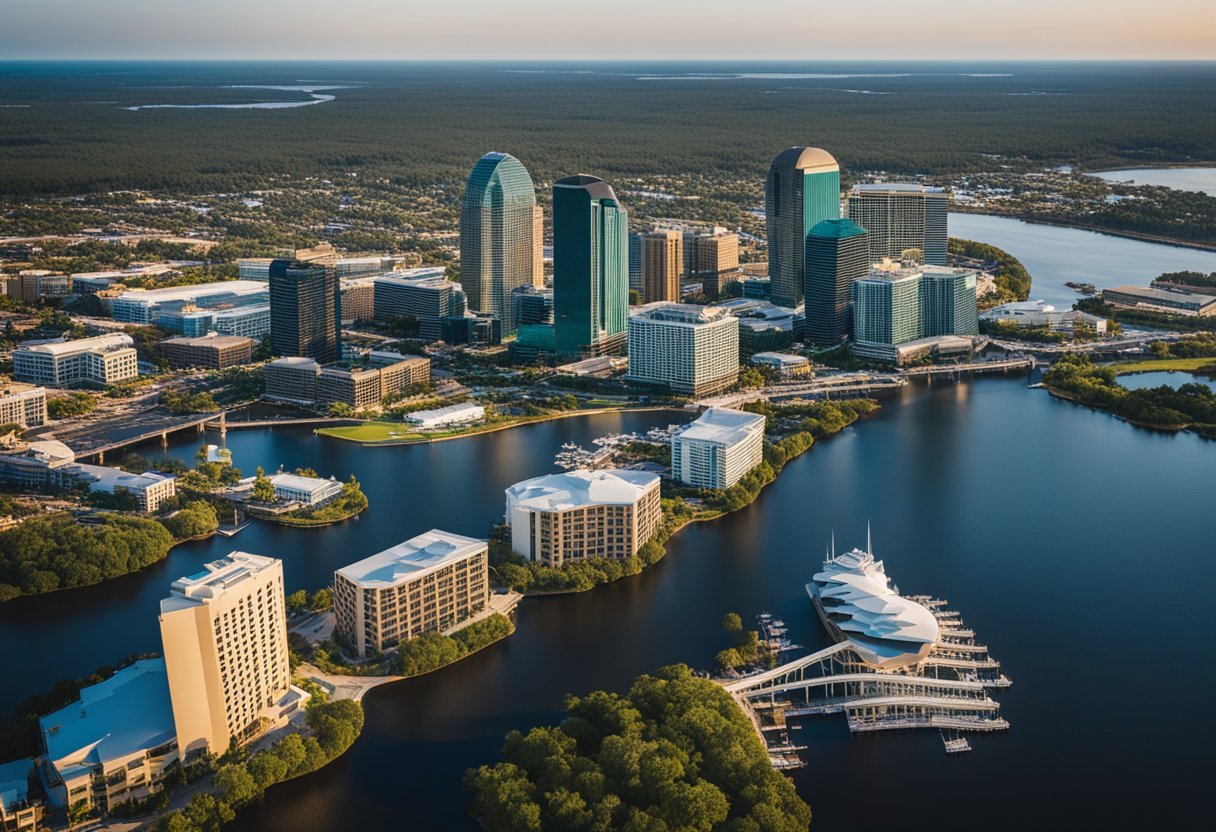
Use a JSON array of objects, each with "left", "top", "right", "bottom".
[{"left": 2, "top": 0, "right": 1213, "bottom": 62}]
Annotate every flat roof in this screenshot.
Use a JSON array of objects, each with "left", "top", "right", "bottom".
[
  {"left": 406, "top": 401, "right": 484, "bottom": 420},
  {"left": 112, "top": 280, "right": 267, "bottom": 304},
  {"left": 335, "top": 529, "right": 486, "bottom": 587},
  {"left": 15, "top": 332, "right": 134, "bottom": 356},
  {"left": 507, "top": 469, "right": 659, "bottom": 512},
  {"left": 267, "top": 356, "right": 321, "bottom": 370},
  {"left": 162, "top": 334, "right": 253, "bottom": 348},
  {"left": 269, "top": 473, "right": 340, "bottom": 493},
  {"left": 70, "top": 463, "right": 173, "bottom": 492},
  {"left": 851, "top": 183, "right": 945, "bottom": 194},
  {"left": 1105, "top": 284, "right": 1216, "bottom": 306},
  {"left": 752, "top": 351, "right": 810, "bottom": 366},
  {"left": 630, "top": 302, "right": 735, "bottom": 325},
  {"left": 40, "top": 659, "right": 175, "bottom": 779},
  {"left": 0, "top": 758, "right": 32, "bottom": 812},
  {"left": 163, "top": 552, "right": 279, "bottom": 611},
  {"left": 675, "top": 407, "right": 765, "bottom": 446}
]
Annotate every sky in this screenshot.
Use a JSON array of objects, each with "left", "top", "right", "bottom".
[{"left": 1, "top": 0, "right": 1213, "bottom": 61}]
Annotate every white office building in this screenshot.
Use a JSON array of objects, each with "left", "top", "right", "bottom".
[
  {"left": 13, "top": 333, "right": 138, "bottom": 387},
  {"left": 267, "top": 473, "right": 343, "bottom": 506},
  {"left": 66, "top": 464, "right": 177, "bottom": 512},
  {"left": 980, "top": 300, "right": 1109, "bottom": 334},
  {"left": 671, "top": 407, "right": 766, "bottom": 489},
  {"left": 626, "top": 303, "right": 739, "bottom": 398},
  {"left": 404, "top": 402, "right": 485, "bottom": 429},
  {"left": 109, "top": 281, "right": 269, "bottom": 324}
]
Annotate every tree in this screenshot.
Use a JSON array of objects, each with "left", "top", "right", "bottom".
[
  {"left": 721, "top": 612, "right": 743, "bottom": 634},
  {"left": 214, "top": 763, "right": 259, "bottom": 808},
  {"left": 309, "top": 587, "right": 333, "bottom": 611},
  {"left": 326, "top": 401, "right": 355, "bottom": 417},
  {"left": 285, "top": 589, "right": 308, "bottom": 613},
  {"left": 251, "top": 466, "right": 276, "bottom": 503},
  {"left": 160, "top": 500, "right": 218, "bottom": 540}
]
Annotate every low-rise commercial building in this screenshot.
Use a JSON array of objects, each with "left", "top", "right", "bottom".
[
  {"left": 405, "top": 402, "right": 485, "bottom": 429},
  {"left": 160, "top": 553, "right": 303, "bottom": 757},
  {"left": 160, "top": 334, "right": 254, "bottom": 369},
  {"left": 1102, "top": 284, "right": 1216, "bottom": 316},
  {"left": 156, "top": 304, "right": 271, "bottom": 340},
  {"left": 39, "top": 659, "right": 179, "bottom": 814},
  {"left": 268, "top": 473, "right": 343, "bottom": 506},
  {"left": 333, "top": 529, "right": 490, "bottom": 657},
  {"left": 0, "top": 759, "right": 43, "bottom": 832},
  {"left": 65, "top": 464, "right": 176, "bottom": 512},
  {"left": 505, "top": 469, "right": 661, "bottom": 566},
  {"left": 263, "top": 357, "right": 322, "bottom": 404},
  {"left": 0, "top": 385, "right": 47, "bottom": 428},
  {"left": 265, "top": 354, "right": 429, "bottom": 409},
  {"left": 12, "top": 334, "right": 138, "bottom": 387},
  {"left": 627, "top": 303, "right": 739, "bottom": 398},
  {"left": 750, "top": 351, "right": 812, "bottom": 379},
  {"left": 980, "top": 301, "right": 1108, "bottom": 334},
  {"left": 110, "top": 281, "right": 269, "bottom": 325},
  {"left": 671, "top": 407, "right": 766, "bottom": 490},
  {"left": 0, "top": 439, "right": 75, "bottom": 488}
]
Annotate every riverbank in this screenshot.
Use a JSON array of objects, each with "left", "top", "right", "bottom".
[
  {"left": 952, "top": 208, "right": 1216, "bottom": 253},
  {"left": 315, "top": 405, "right": 685, "bottom": 446}
]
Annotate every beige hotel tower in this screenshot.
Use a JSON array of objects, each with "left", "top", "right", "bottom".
[{"left": 159, "top": 553, "right": 295, "bottom": 756}]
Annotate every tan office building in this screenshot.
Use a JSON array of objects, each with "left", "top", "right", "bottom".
[
  {"left": 334, "top": 530, "right": 490, "bottom": 657},
  {"left": 683, "top": 228, "right": 741, "bottom": 298},
  {"left": 642, "top": 230, "right": 683, "bottom": 304},
  {"left": 160, "top": 333, "right": 254, "bottom": 369},
  {"left": 0, "top": 384, "right": 47, "bottom": 428},
  {"left": 159, "top": 553, "right": 302, "bottom": 757},
  {"left": 505, "top": 469, "right": 662, "bottom": 566}
]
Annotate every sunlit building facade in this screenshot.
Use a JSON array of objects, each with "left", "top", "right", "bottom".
[{"left": 765, "top": 147, "right": 841, "bottom": 308}]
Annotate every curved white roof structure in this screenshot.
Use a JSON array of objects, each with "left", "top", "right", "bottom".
[
  {"left": 808, "top": 547, "right": 939, "bottom": 669},
  {"left": 505, "top": 469, "right": 658, "bottom": 512}
]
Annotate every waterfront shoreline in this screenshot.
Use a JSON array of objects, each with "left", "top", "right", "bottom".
[{"left": 952, "top": 208, "right": 1216, "bottom": 253}]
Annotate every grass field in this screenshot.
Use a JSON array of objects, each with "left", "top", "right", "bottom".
[
  {"left": 1110, "top": 357, "right": 1216, "bottom": 375},
  {"left": 317, "top": 421, "right": 436, "bottom": 443}
]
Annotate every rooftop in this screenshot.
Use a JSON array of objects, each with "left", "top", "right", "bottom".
[
  {"left": 15, "top": 333, "right": 134, "bottom": 356},
  {"left": 335, "top": 529, "right": 486, "bottom": 587},
  {"left": 630, "top": 302, "right": 735, "bottom": 326},
  {"left": 161, "top": 334, "right": 253, "bottom": 349},
  {"left": 1105, "top": 284, "right": 1216, "bottom": 306},
  {"left": 40, "top": 659, "right": 175, "bottom": 780},
  {"left": 554, "top": 174, "right": 619, "bottom": 203},
  {"left": 267, "top": 356, "right": 321, "bottom": 371},
  {"left": 0, "top": 759, "right": 32, "bottom": 813},
  {"left": 113, "top": 280, "right": 267, "bottom": 304},
  {"left": 771, "top": 146, "right": 838, "bottom": 174},
  {"left": 809, "top": 218, "right": 867, "bottom": 239},
  {"left": 674, "top": 407, "right": 765, "bottom": 446},
  {"left": 752, "top": 351, "right": 810, "bottom": 366},
  {"left": 269, "top": 472, "right": 340, "bottom": 493},
  {"left": 69, "top": 463, "right": 174, "bottom": 492},
  {"left": 506, "top": 469, "right": 659, "bottom": 512},
  {"left": 163, "top": 552, "right": 280, "bottom": 611},
  {"left": 851, "top": 183, "right": 945, "bottom": 194}
]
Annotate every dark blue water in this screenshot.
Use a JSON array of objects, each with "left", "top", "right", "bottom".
[{"left": 4, "top": 379, "right": 1214, "bottom": 831}]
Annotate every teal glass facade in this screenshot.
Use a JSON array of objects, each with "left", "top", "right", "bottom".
[
  {"left": 765, "top": 147, "right": 841, "bottom": 309},
  {"left": 460, "top": 152, "right": 538, "bottom": 335},
  {"left": 921, "top": 268, "right": 979, "bottom": 337},
  {"left": 552, "top": 175, "right": 628, "bottom": 357},
  {"left": 805, "top": 219, "right": 867, "bottom": 346},
  {"left": 852, "top": 273, "right": 922, "bottom": 346}
]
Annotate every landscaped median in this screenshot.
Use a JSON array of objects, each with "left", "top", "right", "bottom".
[{"left": 490, "top": 399, "right": 879, "bottom": 596}]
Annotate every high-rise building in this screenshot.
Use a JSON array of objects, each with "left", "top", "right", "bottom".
[
  {"left": 159, "top": 553, "right": 299, "bottom": 757},
  {"left": 683, "top": 228, "right": 741, "bottom": 299},
  {"left": 626, "top": 303, "right": 739, "bottom": 398},
  {"left": 533, "top": 205, "right": 545, "bottom": 288},
  {"left": 269, "top": 254, "right": 339, "bottom": 363},
  {"left": 552, "top": 175, "right": 629, "bottom": 357},
  {"left": 373, "top": 272, "right": 466, "bottom": 341},
  {"left": 671, "top": 407, "right": 766, "bottom": 490},
  {"left": 847, "top": 184, "right": 948, "bottom": 266},
  {"left": 852, "top": 266, "right": 924, "bottom": 347},
  {"left": 511, "top": 285, "right": 554, "bottom": 327},
  {"left": 460, "top": 152, "right": 540, "bottom": 335},
  {"left": 628, "top": 231, "right": 645, "bottom": 296},
  {"left": 765, "top": 147, "right": 841, "bottom": 308},
  {"left": 505, "top": 470, "right": 662, "bottom": 566},
  {"left": 333, "top": 530, "right": 490, "bottom": 658},
  {"left": 642, "top": 229, "right": 683, "bottom": 304},
  {"left": 921, "top": 267, "right": 979, "bottom": 337},
  {"left": 804, "top": 219, "right": 868, "bottom": 346}
]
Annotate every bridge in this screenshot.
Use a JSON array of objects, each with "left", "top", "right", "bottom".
[
  {"left": 721, "top": 596, "right": 1011, "bottom": 766},
  {"left": 903, "top": 357, "right": 1035, "bottom": 377}
]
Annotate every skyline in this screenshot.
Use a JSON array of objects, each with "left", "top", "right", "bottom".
[{"left": 1, "top": 0, "right": 1213, "bottom": 61}]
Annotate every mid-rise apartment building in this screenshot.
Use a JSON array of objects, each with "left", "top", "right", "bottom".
[
  {"left": 642, "top": 229, "right": 683, "bottom": 304},
  {"left": 334, "top": 530, "right": 490, "bottom": 657},
  {"left": 671, "top": 407, "right": 766, "bottom": 490},
  {"left": 160, "top": 334, "right": 254, "bottom": 369},
  {"left": 159, "top": 553, "right": 300, "bottom": 757},
  {"left": 505, "top": 469, "right": 661, "bottom": 566},
  {"left": 626, "top": 303, "right": 739, "bottom": 398},
  {"left": 13, "top": 333, "right": 138, "bottom": 387},
  {"left": 0, "top": 385, "right": 47, "bottom": 428},
  {"left": 683, "top": 228, "right": 741, "bottom": 298}
]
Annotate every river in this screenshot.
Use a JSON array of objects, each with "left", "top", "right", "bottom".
[
  {"left": 1088, "top": 167, "right": 1216, "bottom": 197},
  {"left": 949, "top": 212, "right": 1216, "bottom": 308}
]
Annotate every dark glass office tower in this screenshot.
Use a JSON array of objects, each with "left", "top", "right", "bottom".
[
  {"left": 269, "top": 255, "right": 339, "bottom": 363},
  {"left": 765, "top": 147, "right": 841, "bottom": 308},
  {"left": 805, "top": 219, "right": 868, "bottom": 346},
  {"left": 552, "top": 175, "right": 628, "bottom": 357}
]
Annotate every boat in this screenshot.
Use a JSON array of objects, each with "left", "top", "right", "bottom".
[{"left": 806, "top": 529, "right": 940, "bottom": 670}]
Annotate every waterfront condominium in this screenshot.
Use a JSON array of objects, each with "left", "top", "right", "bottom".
[
  {"left": 552, "top": 174, "right": 629, "bottom": 357},
  {"left": 920, "top": 267, "right": 979, "bottom": 337},
  {"left": 460, "top": 152, "right": 540, "bottom": 334},
  {"left": 847, "top": 184, "right": 949, "bottom": 266},
  {"left": 269, "top": 249, "right": 340, "bottom": 363},
  {"left": 804, "top": 218, "right": 868, "bottom": 346},
  {"left": 765, "top": 147, "right": 841, "bottom": 308},
  {"left": 626, "top": 303, "right": 739, "bottom": 398},
  {"left": 505, "top": 469, "right": 661, "bottom": 566},
  {"left": 159, "top": 553, "right": 302, "bottom": 757},
  {"left": 671, "top": 407, "right": 766, "bottom": 490},
  {"left": 851, "top": 264, "right": 924, "bottom": 347},
  {"left": 642, "top": 229, "right": 683, "bottom": 303},
  {"left": 333, "top": 530, "right": 490, "bottom": 658}
]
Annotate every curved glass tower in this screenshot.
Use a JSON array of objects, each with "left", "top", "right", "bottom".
[
  {"left": 552, "top": 174, "right": 628, "bottom": 358},
  {"left": 460, "top": 152, "right": 538, "bottom": 335},
  {"left": 765, "top": 147, "right": 841, "bottom": 309}
]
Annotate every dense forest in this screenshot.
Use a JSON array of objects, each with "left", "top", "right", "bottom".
[{"left": 1, "top": 62, "right": 1214, "bottom": 198}]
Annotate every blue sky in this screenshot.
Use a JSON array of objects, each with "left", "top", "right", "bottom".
[{"left": 2, "top": 0, "right": 1212, "bottom": 60}]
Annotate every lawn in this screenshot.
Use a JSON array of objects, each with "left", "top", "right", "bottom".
[
  {"left": 316, "top": 421, "right": 428, "bottom": 443},
  {"left": 1108, "top": 357, "right": 1216, "bottom": 376}
]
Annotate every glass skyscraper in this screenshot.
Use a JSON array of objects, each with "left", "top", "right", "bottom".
[
  {"left": 269, "top": 253, "right": 339, "bottom": 363},
  {"left": 851, "top": 270, "right": 923, "bottom": 346},
  {"left": 921, "top": 268, "right": 979, "bottom": 337},
  {"left": 552, "top": 175, "right": 629, "bottom": 357},
  {"left": 460, "top": 152, "right": 539, "bottom": 335},
  {"left": 805, "top": 219, "right": 868, "bottom": 346},
  {"left": 765, "top": 147, "right": 841, "bottom": 308},
  {"left": 847, "top": 184, "right": 948, "bottom": 266}
]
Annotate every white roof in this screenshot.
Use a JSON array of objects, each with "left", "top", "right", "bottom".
[
  {"left": 406, "top": 402, "right": 484, "bottom": 421},
  {"left": 752, "top": 351, "right": 809, "bottom": 366},
  {"left": 16, "top": 332, "right": 133, "bottom": 356},
  {"left": 674, "top": 407, "right": 765, "bottom": 446},
  {"left": 112, "top": 280, "right": 267, "bottom": 304},
  {"left": 630, "top": 302, "right": 734, "bottom": 326},
  {"left": 269, "top": 473, "right": 339, "bottom": 493},
  {"left": 162, "top": 552, "right": 279, "bottom": 611},
  {"left": 851, "top": 183, "right": 945, "bottom": 194},
  {"left": 336, "top": 529, "right": 486, "bottom": 587},
  {"left": 809, "top": 548, "right": 939, "bottom": 669},
  {"left": 267, "top": 356, "right": 321, "bottom": 370},
  {"left": 70, "top": 463, "right": 174, "bottom": 492},
  {"left": 507, "top": 469, "right": 659, "bottom": 512}
]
